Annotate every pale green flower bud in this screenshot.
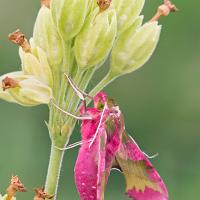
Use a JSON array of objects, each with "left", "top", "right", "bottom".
[
  {"left": 0, "top": 89, "right": 16, "bottom": 103},
  {"left": 51, "top": 0, "right": 89, "bottom": 41},
  {"left": 74, "top": 8, "right": 117, "bottom": 68},
  {"left": 0, "top": 71, "right": 23, "bottom": 103},
  {"left": 113, "top": 0, "right": 145, "bottom": 35},
  {"left": 110, "top": 21, "right": 161, "bottom": 76},
  {"left": 33, "top": 6, "right": 63, "bottom": 66},
  {"left": 19, "top": 42, "right": 53, "bottom": 87},
  {"left": 0, "top": 72, "right": 52, "bottom": 106}
]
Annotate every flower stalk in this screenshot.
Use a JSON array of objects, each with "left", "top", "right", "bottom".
[{"left": 0, "top": 0, "right": 177, "bottom": 199}]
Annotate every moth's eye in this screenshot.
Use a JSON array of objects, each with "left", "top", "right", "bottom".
[{"left": 97, "top": 102, "right": 104, "bottom": 110}]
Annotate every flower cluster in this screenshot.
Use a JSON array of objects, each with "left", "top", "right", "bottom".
[{"left": 0, "top": 0, "right": 167, "bottom": 108}]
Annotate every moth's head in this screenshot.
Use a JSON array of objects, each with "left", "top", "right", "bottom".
[
  {"left": 94, "top": 91, "right": 107, "bottom": 110},
  {"left": 94, "top": 91, "right": 119, "bottom": 112}
]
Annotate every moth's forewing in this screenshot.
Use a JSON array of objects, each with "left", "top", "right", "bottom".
[
  {"left": 115, "top": 132, "right": 168, "bottom": 200},
  {"left": 74, "top": 128, "right": 107, "bottom": 200}
]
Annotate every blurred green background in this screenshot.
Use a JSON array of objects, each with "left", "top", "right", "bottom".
[{"left": 0, "top": 0, "right": 200, "bottom": 199}]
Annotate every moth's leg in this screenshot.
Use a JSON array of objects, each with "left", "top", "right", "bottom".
[
  {"left": 55, "top": 139, "right": 92, "bottom": 151},
  {"left": 51, "top": 100, "right": 93, "bottom": 120},
  {"left": 64, "top": 73, "right": 93, "bottom": 101}
]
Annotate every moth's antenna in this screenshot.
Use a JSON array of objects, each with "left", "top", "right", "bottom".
[
  {"left": 64, "top": 73, "right": 93, "bottom": 100},
  {"left": 55, "top": 139, "right": 92, "bottom": 151},
  {"left": 51, "top": 100, "right": 92, "bottom": 120},
  {"left": 128, "top": 134, "right": 159, "bottom": 159},
  {"left": 89, "top": 104, "right": 106, "bottom": 148}
]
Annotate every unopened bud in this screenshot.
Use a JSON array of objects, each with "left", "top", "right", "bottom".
[
  {"left": 33, "top": 6, "right": 63, "bottom": 66},
  {"left": 0, "top": 72, "right": 23, "bottom": 103},
  {"left": 0, "top": 72, "right": 52, "bottom": 106},
  {"left": 8, "top": 29, "right": 31, "bottom": 53},
  {"left": 113, "top": 0, "right": 145, "bottom": 35},
  {"left": 110, "top": 20, "right": 161, "bottom": 76},
  {"left": 51, "top": 0, "right": 89, "bottom": 41},
  {"left": 75, "top": 8, "right": 117, "bottom": 68},
  {"left": 19, "top": 41, "right": 53, "bottom": 87}
]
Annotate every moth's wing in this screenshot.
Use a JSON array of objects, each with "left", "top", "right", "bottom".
[
  {"left": 115, "top": 132, "right": 168, "bottom": 200},
  {"left": 74, "top": 128, "right": 107, "bottom": 200}
]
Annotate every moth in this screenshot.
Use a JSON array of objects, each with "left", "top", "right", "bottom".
[{"left": 54, "top": 75, "right": 168, "bottom": 200}]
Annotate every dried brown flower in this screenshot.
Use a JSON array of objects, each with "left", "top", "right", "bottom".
[
  {"left": 97, "top": 0, "right": 112, "bottom": 11},
  {"left": 6, "top": 176, "right": 26, "bottom": 200},
  {"left": 41, "top": 0, "right": 50, "bottom": 8},
  {"left": 150, "top": 0, "right": 178, "bottom": 22},
  {"left": 2, "top": 77, "right": 19, "bottom": 91},
  {"left": 8, "top": 29, "right": 31, "bottom": 52},
  {"left": 34, "top": 187, "right": 54, "bottom": 200}
]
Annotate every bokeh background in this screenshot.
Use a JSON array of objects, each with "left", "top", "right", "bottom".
[{"left": 0, "top": 0, "right": 200, "bottom": 199}]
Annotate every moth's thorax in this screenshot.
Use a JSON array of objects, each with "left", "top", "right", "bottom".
[{"left": 80, "top": 92, "right": 123, "bottom": 140}]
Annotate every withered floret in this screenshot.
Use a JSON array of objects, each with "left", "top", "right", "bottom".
[
  {"left": 8, "top": 29, "right": 31, "bottom": 52},
  {"left": 2, "top": 77, "right": 19, "bottom": 91},
  {"left": 150, "top": 0, "right": 178, "bottom": 22},
  {"left": 34, "top": 187, "right": 54, "bottom": 200},
  {"left": 6, "top": 176, "right": 26, "bottom": 200},
  {"left": 97, "top": 0, "right": 112, "bottom": 11}
]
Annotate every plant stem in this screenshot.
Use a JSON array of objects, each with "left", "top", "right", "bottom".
[
  {"left": 45, "top": 145, "right": 64, "bottom": 199},
  {"left": 89, "top": 71, "right": 116, "bottom": 97}
]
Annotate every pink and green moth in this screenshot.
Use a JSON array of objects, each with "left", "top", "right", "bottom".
[{"left": 54, "top": 76, "right": 168, "bottom": 200}]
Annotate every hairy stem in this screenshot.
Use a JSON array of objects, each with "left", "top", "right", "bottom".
[{"left": 45, "top": 146, "right": 64, "bottom": 199}]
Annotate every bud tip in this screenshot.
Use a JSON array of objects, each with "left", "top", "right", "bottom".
[
  {"left": 6, "top": 175, "right": 26, "bottom": 200},
  {"left": 41, "top": 0, "right": 50, "bottom": 8},
  {"left": 8, "top": 29, "right": 31, "bottom": 52},
  {"left": 2, "top": 77, "right": 19, "bottom": 91},
  {"left": 34, "top": 187, "right": 54, "bottom": 200},
  {"left": 97, "top": 0, "right": 112, "bottom": 11},
  {"left": 150, "top": 0, "right": 178, "bottom": 22}
]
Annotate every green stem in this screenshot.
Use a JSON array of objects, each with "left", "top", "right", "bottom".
[
  {"left": 89, "top": 71, "right": 116, "bottom": 97},
  {"left": 45, "top": 145, "right": 64, "bottom": 199}
]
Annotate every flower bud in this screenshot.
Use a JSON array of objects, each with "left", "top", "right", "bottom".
[
  {"left": 19, "top": 41, "right": 53, "bottom": 87},
  {"left": 0, "top": 72, "right": 52, "bottom": 106},
  {"left": 51, "top": 0, "right": 89, "bottom": 41},
  {"left": 113, "top": 0, "right": 145, "bottom": 35},
  {"left": 110, "top": 20, "right": 161, "bottom": 76},
  {"left": 74, "top": 8, "right": 117, "bottom": 68},
  {"left": 33, "top": 6, "right": 63, "bottom": 66},
  {"left": 0, "top": 72, "right": 23, "bottom": 103}
]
